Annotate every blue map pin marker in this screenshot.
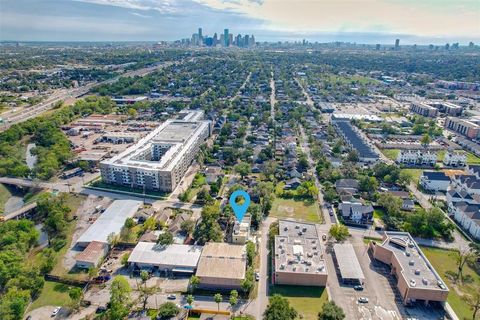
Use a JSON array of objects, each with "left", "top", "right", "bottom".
[{"left": 229, "top": 190, "right": 250, "bottom": 222}]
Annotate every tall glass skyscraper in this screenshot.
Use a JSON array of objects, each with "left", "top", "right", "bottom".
[{"left": 224, "top": 29, "right": 229, "bottom": 47}]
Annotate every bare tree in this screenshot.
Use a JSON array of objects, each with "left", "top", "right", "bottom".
[
  {"left": 454, "top": 248, "right": 473, "bottom": 284},
  {"left": 466, "top": 292, "right": 480, "bottom": 320}
]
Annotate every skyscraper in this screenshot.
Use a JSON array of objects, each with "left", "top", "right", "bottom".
[
  {"left": 228, "top": 33, "right": 233, "bottom": 47},
  {"left": 213, "top": 33, "right": 218, "bottom": 46},
  {"left": 395, "top": 39, "right": 400, "bottom": 49},
  {"left": 376, "top": 44, "right": 380, "bottom": 50},
  {"left": 224, "top": 29, "right": 229, "bottom": 47},
  {"left": 198, "top": 27, "right": 202, "bottom": 39}
]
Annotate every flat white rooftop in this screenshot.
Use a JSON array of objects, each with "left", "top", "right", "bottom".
[
  {"left": 128, "top": 242, "right": 202, "bottom": 269},
  {"left": 101, "top": 119, "right": 209, "bottom": 172},
  {"left": 76, "top": 200, "right": 142, "bottom": 246},
  {"left": 333, "top": 243, "right": 365, "bottom": 281}
]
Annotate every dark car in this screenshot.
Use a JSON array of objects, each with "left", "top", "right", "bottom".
[{"left": 354, "top": 285, "right": 364, "bottom": 291}]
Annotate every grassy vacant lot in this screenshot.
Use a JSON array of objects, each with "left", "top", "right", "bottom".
[
  {"left": 381, "top": 149, "right": 399, "bottom": 161},
  {"left": 401, "top": 168, "right": 424, "bottom": 184},
  {"left": 28, "top": 281, "right": 74, "bottom": 311},
  {"left": 0, "top": 183, "right": 12, "bottom": 215},
  {"left": 421, "top": 246, "right": 480, "bottom": 320},
  {"left": 270, "top": 197, "right": 321, "bottom": 223},
  {"left": 269, "top": 285, "right": 328, "bottom": 320},
  {"left": 373, "top": 208, "right": 385, "bottom": 219},
  {"left": 466, "top": 152, "right": 480, "bottom": 165}
]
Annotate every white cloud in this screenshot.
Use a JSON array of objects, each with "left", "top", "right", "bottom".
[
  {"left": 131, "top": 11, "right": 152, "bottom": 18},
  {"left": 74, "top": 0, "right": 178, "bottom": 13},
  {"left": 192, "top": 0, "right": 480, "bottom": 37}
]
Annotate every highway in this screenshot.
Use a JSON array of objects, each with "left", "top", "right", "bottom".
[{"left": 0, "top": 61, "right": 176, "bottom": 132}]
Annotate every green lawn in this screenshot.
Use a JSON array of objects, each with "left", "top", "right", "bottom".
[
  {"left": 373, "top": 208, "right": 385, "bottom": 219},
  {"left": 381, "top": 149, "right": 399, "bottom": 161},
  {"left": 466, "top": 152, "right": 480, "bottom": 164},
  {"left": 0, "top": 183, "right": 12, "bottom": 215},
  {"left": 420, "top": 246, "right": 480, "bottom": 320},
  {"left": 28, "top": 281, "right": 74, "bottom": 311},
  {"left": 270, "top": 197, "right": 321, "bottom": 223},
  {"left": 269, "top": 285, "right": 328, "bottom": 320},
  {"left": 401, "top": 168, "right": 424, "bottom": 184}
]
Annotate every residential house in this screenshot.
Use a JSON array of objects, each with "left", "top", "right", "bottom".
[
  {"left": 449, "top": 202, "right": 480, "bottom": 240},
  {"left": 335, "top": 179, "right": 359, "bottom": 195},
  {"left": 419, "top": 171, "right": 450, "bottom": 192},
  {"left": 443, "top": 151, "right": 466, "bottom": 167},
  {"left": 339, "top": 202, "right": 374, "bottom": 225}
]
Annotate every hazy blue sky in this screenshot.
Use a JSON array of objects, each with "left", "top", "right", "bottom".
[{"left": 1, "top": 0, "right": 479, "bottom": 44}]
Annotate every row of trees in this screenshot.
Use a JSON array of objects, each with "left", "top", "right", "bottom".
[
  {"left": 264, "top": 295, "right": 345, "bottom": 320},
  {"left": 0, "top": 96, "right": 115, "bottom": 179}
]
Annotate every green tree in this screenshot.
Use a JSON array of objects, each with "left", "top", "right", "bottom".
[
  {"left": 189, "top": 275, "right": 200, "bottom": 293},
  {"left": 157, "top": 302, "right": 179, "bottom": 319},
  {"left": 214, "top": 293, "right": 223, "bottom": 311},
  {"left": 229, "top": 290, "right": 239, "bottom": 317},
  {"left": 235, "top": 162, "right": 251, "bottom": 179},
  {"left": 68, "top": 287, "right": 83, "bottom": 312},
  {"left": 127, "top": 108, "right": 137, "bottom": 118},
  {"left": 193, "top": 205, "right": 223, "bottom": 244},
  {"left": 466, "top": 291, "right": 480, "bottom": 320},
  {"left": 421, "top": 133, "right": 431, "bottom": 147},
  {"left": 318, "top": 301, "right": 345, "bottom": 320},
  {"left": 397, "top": 170, "right": 413, "bottom": 186},
  {"left": 328, "top": 224, "right": 349, "bottom": 242},
  {"left": 377, "top": 193, "right": 402, "bottom": 216},
  {"left": 108, "top": 276, "right": 131, "bottom": 320},
  {"left": 0, "top": 287, "right": 30, "bottom": 320},
  {"left": 263, "top": 294, "right": 298, "bottom": 320},
  {"left": 121, "top": 253, "right": 130, "bottom": 267},
  {"left": 186, "top": 294, "right": 194, "bottom": 308},
  {"left": 246, "top": 241, "right": 256, "bottom": 267},
  {"left": 157, "top": 231, "right": 174, "bottom": 246},
  {"left": 181, "top": 220, "right": 195, "bottom": 235}
]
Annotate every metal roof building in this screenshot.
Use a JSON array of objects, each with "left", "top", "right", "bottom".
[
  {"left": 76, "top": 200, "right": 142, "bottom": 247},
  {"left": 128, "top": 242, "right": 202, "bottom": 274},
  {"left": 333, "top": 243, "right": 365, "bottom": 284}
]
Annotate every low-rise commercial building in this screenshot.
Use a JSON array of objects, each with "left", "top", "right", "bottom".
[
  {"left": 369, "top": 232, "right": 449, "bottom": 305},
  {"left": 100, "top": 112, "right": 210, "bottom": 192},
  {"left": 128, "top": 242, "right": 202, "bottom": 275},
  {"left": 196, "top": 242, "right": 247, "bottom": 290},
  {"left": 76, "top": 200, "right": 142, "bottom": 247},
  {"left": 75, "top": 241, "right": 108, "bottom": 269},
  {"left": 273, "top": 220, "right": 328, "bottom": 286}
]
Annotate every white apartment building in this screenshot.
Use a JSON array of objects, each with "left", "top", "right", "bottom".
[
  {"left": 396, "top": 149, "right": 437, "bottom": 166},
  {"left": 100, "top": 112, "right": 210, "bottom": 192},
  {"left": 232, "top": 215, "right": 251, "bottom": 244},
  {"left": 443, "top": 151, "right": 466, "bottom": 167}
]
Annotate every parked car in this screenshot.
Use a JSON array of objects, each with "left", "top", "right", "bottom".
[
  {"left": 51, "top": 307, "right": 61, "bottom": 317},
  {"left": 167, "top": 294, "right": 176, "bottom": 300},
  {"left": 354, "top": 285, "right": 364, "bottom": 291},
  {"left": 358, "top": 297, "right": 369, "bottom": 303},
  {"left": 255, "top": 272, "right": 260, "bottom": 281}
]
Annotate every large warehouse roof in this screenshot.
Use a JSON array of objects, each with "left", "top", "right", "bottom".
[
  {"left": 76, "top": 200, "right": 142, "bottom": 246},
  {"left": 333, "top": 243, "right": 365, "bottom": 281},
  {"left": 196, "top": 243, "right": 246, "bottom": 280},
  {"left": 128, "top": 242, "right": 202, "bottom": 269}
]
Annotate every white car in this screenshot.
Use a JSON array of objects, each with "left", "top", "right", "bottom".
[{"left": 51, "top": 307, "right": 61, "bottom": 317}]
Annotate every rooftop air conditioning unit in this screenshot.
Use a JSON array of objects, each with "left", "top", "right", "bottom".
[
  {"left": 409, "top": 260, "right": 414, "bottom": 266},
  {"left": 415, "top": 269, "right": 421, "bottom": 275},
  {"left": 422, "top": 278, "right": 428, "bottom": 285},
  {"left": 410, "top": 279, "right": 416, "bottom": 287},
  {"left": 295, "top": 225, "right": 300, "bottom": 229}
]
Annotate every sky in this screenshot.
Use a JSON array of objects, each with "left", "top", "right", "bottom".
[{"left": 1, "top": 0, "right": 479, "bottom": 44}]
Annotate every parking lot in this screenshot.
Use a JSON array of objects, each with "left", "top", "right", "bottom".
[{"left": 323, "top": 226, "right": 449, "bottom": 320}]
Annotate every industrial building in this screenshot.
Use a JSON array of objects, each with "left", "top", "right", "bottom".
[
  {"left": 333, "top": 120, "right": 378, "bottom": 163},
  {"left": 75, "top": 200, "right": 142, "bottom": 247},
  {"left": 195, "top": 242, "right": 247, "bottom": 290},
  {"left": 369, "top": 232, "right": 449, "bottom": 305},
  {"left": 273, "top": 220, "right": 328, "bottom": 286},
  {"left": 127, "top": 242, "right": 203, "bottom": 275},
  {"left": 100, "top": 111, "right": 210, "bottom": 192}
]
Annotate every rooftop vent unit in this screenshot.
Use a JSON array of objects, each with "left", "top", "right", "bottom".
[
  {"left": 280, "top": 238, "right": 285, "bottom": 242},
  {"left": 438, "top": 281, "right": 447, "bottom": 290},
  {"left": 293, "top": 267, "right": 297, "bottom": 271},
  {"left": 405, "top": 251, "right": 411, "bottom": 257},
  {"left": 295, "top": 225, "right": 300, "bottom": 229},
  {"left": 409, "top": 260, "right": 414, "bottom": 266},
  {"left": 318, "top": 266, "right": 325, "bottom": 272},
  {"left": 302, "top": 227, "right": 307, "bottom": 232},
  {"left": 415, "top": 269, "right": 421, "bottom": 275},
  {"left": 298, "top": 231, "right": 303, "bottom": 236},
  {"left": 284, "top": 227, "right": 288, "bottom": 231},
  {"left": 280, "top": 264, "right": 285, "bottom": 270},
  {"left": 422, "top": 278, "right": 428, "bottom": 285},
  {"left": 410, "top": 279, "right": 416, "bottom": 287}
]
